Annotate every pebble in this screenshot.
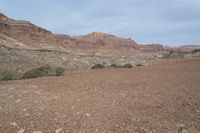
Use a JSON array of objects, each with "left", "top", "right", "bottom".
[
  {"left": 17, "top": 128, "right": 25, "bottom": 133},
  {"left": 86, "top": 113, "right": 91, "bottom": 117},
  {"left": 167, "top": 130, "right": 177, "bottom": 133},
  {"left": 76, "top": 112, "right": 80, "bottom": 115},
  {"left": 55, "top": 128, "right": 63, "bottom": 133},
  {"left": 15, "top": 99, "right": 22, "bottom": 103},
  {"left": 32, "top": 85, "right": 38, "bottom": 88},
  {"left": 25, "top": 112, "right": 30, "bottom": 116},
  {"left": 182, "top": 129, "right": 189, "bottom": 133},
  {"left": 33, "top": 131, "right": 42, "bottom": 133},
  {"left": 9, "top": 122, "right": 17, "bottom": 127},
  {"left": 8, "top": 87, "right": 14, "bottom": 91},
  {"left": 188, "top": 126, "right": 200, "bottom": 133}
]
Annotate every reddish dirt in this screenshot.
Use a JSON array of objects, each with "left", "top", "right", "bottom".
[{"left": 0, "top": 59, "right": 200, "bottom": 133}]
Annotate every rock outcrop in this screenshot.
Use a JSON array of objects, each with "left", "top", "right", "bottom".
[{"left": 1, "top": 12, "right": 198, "bottom": 56}]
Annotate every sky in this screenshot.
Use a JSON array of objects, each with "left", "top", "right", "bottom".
[{"left": 0, "top": 0, "right": 200, "bottom": 46}]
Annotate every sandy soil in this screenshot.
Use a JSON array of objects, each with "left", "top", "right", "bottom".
[{"left": 0, "top": 59, "right": 200, "bottom": 133}]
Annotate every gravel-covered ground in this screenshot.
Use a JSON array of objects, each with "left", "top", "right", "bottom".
[{"left": 0, "top": 59, "right": 200, "bottom": 133}]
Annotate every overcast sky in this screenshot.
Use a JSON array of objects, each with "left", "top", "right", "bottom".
[{"left": 0, "top": 0, "right": 200, "bottom": 46}]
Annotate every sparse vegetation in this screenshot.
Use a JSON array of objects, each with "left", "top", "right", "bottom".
[
  {"left": 22, "top": 66, "right": 65, "bottom": 79},
  {"left": 110, "top": 63, "right": 133, "bottom": 68},
  {"left": 55, "top": 67, "right": 65, "bottom": 76},
  {"left": 136, "top": 63, "right": 144, "bottom": 67},
  {"left": 0, "top": 69, "right": 16, "bottom": 81},
  {"left": 192, "top": 49, "right": 200, "bottom": 54},
  {"left": 91, "top": 64, "right": 105, "bottom": 69},
  {"left": 123, "top": 63, "right": 133, "bottom": 68},
  {"left": 162, "top": 54, "right": 171, "bottom": 59},
  {"left": 162, "top": 50, "right": 189, "bottom": 59},
  {"left": 110, "top": 64, "right": 118, "bottom": 68}
]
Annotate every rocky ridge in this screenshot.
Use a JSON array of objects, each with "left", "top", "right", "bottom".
[{"left": 0, "top": 12, "right": 170, "bottom": 56}]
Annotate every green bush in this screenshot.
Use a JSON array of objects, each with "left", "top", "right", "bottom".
[
  {"left": 22, "top": 66, "right": 65, "bottom": 79},
  {"left": 55, "top": 67, "right": 65, "bottom": 76},
  {"left": 162, "top": 54, "right": 171, "bottom": 59},
  {"left": 91, "top": 64, "right": 105, "bottom": 69},
  {"left": 136, "top": 63, "right": 144, "bottom": 67},
  {"left": 110, "top": 64, "right": 134, "bottom": 68},
  {"left": 0, "top": 69, "right": 16, "bottom": 81},
  {"left": 110, "top": 64, "right": 118, "bottom": 68},
  {"left": 192, "top": 49, "right": 200, "bottom": 54},
  {"left": 123, "top": 64, "right": 133, "bottom": 68}
]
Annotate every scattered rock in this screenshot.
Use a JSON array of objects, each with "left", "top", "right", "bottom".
[
  {"left": 55, "top": 128, "right": 63, "bottom": 133},
  {"left": 32, "top": 85, "right": 38, "bottom": 88},
  {"left": 167, "top": 129, "right": 177, "bottom": 133},
  {"left": 76, "top": 112, "right": 80, "bottom": 115},
  {"left": 17, "top": 128, "right": 25, "bottom": 133},
  {"left": 182, "top": 129, "right": 189, "bottom": 133},
  {"left": 188, "top": 126, "right": 200, "bottom": 133},
  {"left": 24, "top": 112, "right": 30, "bottom": 116},
  {"left": 8, "top": 87, "right": 14, "bottom": 91},
  {"left": 15, "top": 99, "right": 22, "bottom": 103},
  {"left": 9, "top": 122, "right": 17, "bottom": 127},
  {"left": 33, "top": 131, "right": 42, "bottom": 133},
  {"left": 75, "top": 99, "right": 80, "bottom": 101},
  {"left": 86, "top": 113, "right": 91, "bottom": 117}
]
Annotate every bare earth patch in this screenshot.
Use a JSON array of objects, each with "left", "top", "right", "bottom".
[{"left": 0, "top": 59, "right": 200, "bottom": 133}]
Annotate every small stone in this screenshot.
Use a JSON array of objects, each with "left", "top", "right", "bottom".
[
  {"left": 188, "top": 126, "right": 200, "bottom": 133},
  {"left": 55, "top": 128, "right": 63, "bottom": 133},
  {"left": 25, "top": 112, "right": 30, "bottom": 116},
  {"left": 167, "top": 129, "right": 177, "bottom": 133},
  {"left": 8, "top": 87, "right": 14, "bottom": 91},
  {"left": 86, "top": 113, "right": 91, "bottom": 117},
  {"left": 33, "top": 131, "right": 42, "bottom": 133},
  {"left": 76, "top": 99, "right": 80, "bottom": 101},
  {"left": 10, "top": 122, "right": 17, "bottom": 127},
  {"left": 17, "top": 128, "right": 25, "bottom": 133},
  {"left": 15, "top": 99, "right": 22, "bottom": 103},
  {"left": 182, "top": 129, "right": 189, "bottom": 133}
]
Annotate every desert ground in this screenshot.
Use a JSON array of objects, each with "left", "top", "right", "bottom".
[{"left": 0, "top": 59, "right": 200, "bottom": 133}]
